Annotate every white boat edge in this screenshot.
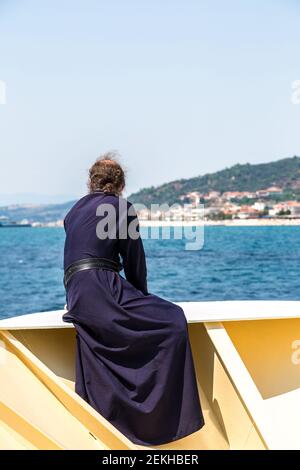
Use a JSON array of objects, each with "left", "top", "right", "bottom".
[
  {"left": 1, "top": 301, "right": 300, "bottom": 449},
  {"left": 0, "top": 300, "right": 300, "bottom": 330}
]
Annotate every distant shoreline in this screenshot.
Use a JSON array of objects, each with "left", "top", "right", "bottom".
[
  {"left": 139, "top": 219, "right": 300, "bottom": 227},
  {"left": 3, "top": 218, "right": 300, "bottom": 229}
]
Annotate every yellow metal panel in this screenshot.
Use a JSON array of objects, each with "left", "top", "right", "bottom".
[
  {"left": 0, "top": 401, "right": 57, "bottom": 450},
  {"left": 243, "top": 424, "right": 266, "bottom": 450},
  {"left": 0, "top": 330, "right": 136, "bottom": 450},
  {"left": 0, "top": 420, "right": 36, "bottom": 450},
  {"left": 213, "top": 354, "right": 265, "bottom": 449},
  {"left": 0, "top": 331, "right": 112, "bottom": 449},
  {"left": 189, "top": 323, "right": 266, "bottom": 450},
  {"left": 3, "top": 325, "right": 231, "bottom": 450},
  {"left": 225, "top": 319, "right": 300, "bottom": 399}
]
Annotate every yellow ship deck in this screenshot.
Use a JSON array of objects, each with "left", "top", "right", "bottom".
[{"left": 0, "top": 301, "right": 299, "bottom": 450}]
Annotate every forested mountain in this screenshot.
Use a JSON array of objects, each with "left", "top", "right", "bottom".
[
  {"left": 2, "top": 157, "right": 300, "bottom": 222},
  {"left": 128, "top": 156, "right": 300, "bottom": 206}
]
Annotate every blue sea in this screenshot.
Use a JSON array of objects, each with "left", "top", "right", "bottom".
[{"left": 0, "top": 226, "right": 300, "bottom": 319}]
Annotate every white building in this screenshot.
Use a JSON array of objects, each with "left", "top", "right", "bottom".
[{"left": 252, "top": 202, "right": 266, "bottom": 211}]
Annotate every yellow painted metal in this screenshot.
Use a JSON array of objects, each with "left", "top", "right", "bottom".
[
  {"left": 0, "top": 332, "right": 106, "bottom": 450},
  {"left": 225, "top": 318, "right": 300, "bottom": 399},
  {"left": 1, "top": 318, "right": 299, "bottom": 449},
  {"left": 0, "top": 329, "right": 135, "bottom": 450},
  {"left": 0, "top": 401, "right": 58, "bottom": 450},
  {"left": 188, "top": 323, "right": 266, "bottom": 450},
  {"left": 7, "top": 327, "right": 231, "bottom": 450},
  {"left": 224, "top": 318, "right": 300, "bottom": 449}
]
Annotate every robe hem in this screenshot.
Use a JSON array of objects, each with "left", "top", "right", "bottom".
[{"left": 115, "top": 417, "right": 205, "bottom": 447}]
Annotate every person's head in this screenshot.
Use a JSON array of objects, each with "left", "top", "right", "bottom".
[{"left": 88, "top": 152, "right": 125, "bottom": 195}]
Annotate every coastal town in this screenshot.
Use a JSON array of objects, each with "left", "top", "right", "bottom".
[
  {"left": 2, "top": 184, "right": 300, "bottom": 227},
  {"left": 136, "top": 185, "right": 300, "bottom": 223}
]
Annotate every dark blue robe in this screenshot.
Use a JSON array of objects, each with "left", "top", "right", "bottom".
[{"left": 63, "top": 192, "right": 204, "bottom": 446}]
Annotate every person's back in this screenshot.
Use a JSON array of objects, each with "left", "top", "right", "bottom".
[
  {"left": 63, "top": 153, "right": 204, "bottom": 446},
  {"left": 64, "top": 192, "right": 122, "bottom": 270}
]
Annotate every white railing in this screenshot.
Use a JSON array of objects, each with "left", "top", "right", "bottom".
[{"left": 0, "top": 300, "right": 299, "bottom": 330}]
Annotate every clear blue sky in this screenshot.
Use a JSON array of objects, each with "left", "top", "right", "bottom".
[{"left": 0, "top": 0, "right": 300, "bottom": 204}]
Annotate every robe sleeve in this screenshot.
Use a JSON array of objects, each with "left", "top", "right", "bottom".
[{"left": 118, "top": 202, "right": 148, "bottom": 295}]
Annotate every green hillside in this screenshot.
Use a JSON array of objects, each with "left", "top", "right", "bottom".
[
  {"left": 2, "top": 156, "right": 300, "bottom": 223},
  {"left": 128, "top": 156, "right": 300, "bottom": 206}
]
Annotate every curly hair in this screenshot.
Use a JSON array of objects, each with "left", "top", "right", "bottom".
[{"left": 88, "top": 152, "right": 126, "bottom": 195}]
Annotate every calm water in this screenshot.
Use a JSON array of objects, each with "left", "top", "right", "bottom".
[{"left": 0, "top": 226, "right": 300, "bottom": 319}]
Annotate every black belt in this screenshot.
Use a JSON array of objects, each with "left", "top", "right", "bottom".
[{"left": 64, "top": 257, "right": 122, "bottom": 288}]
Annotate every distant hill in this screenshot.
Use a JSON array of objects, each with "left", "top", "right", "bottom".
[
  {"left": 0, "top": 200, "right": 75, "bottom": 223},
  {"left": 128, "top": 156, "right": 300, "bottom": 206},
  {"left": 0, "top": 193, "right": 78, "bottom": 206},
  {"left": 2, "top": 156, "right": 300, "bottom": 222}
]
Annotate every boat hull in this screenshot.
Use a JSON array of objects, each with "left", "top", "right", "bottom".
[{"left": 0, "top": 302, "right": 299, "bottom": 450}]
